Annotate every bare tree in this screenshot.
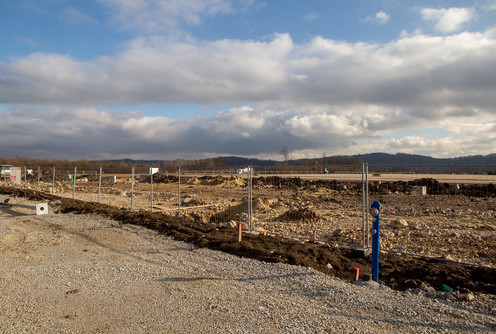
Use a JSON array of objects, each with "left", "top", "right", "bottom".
[{"left": 280, "top": 146, "right": 290, "bottom": 166}]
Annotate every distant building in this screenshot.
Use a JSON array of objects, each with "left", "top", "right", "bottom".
[{"left": 0, "top": 165, "right": 13, "bottom": 178}]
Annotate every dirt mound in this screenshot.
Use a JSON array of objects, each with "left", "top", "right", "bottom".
[
  {"left": 252, "top": 197, "right": 271, "bottom": 212},
  {"left": 253, "top": 176, "right": 496, "bottom": 197},
  {"left": 218, "top": 175, "right": 246, "bottom": 188},
  {"left": 199, "top": 175, "right": 223, "bottom": 186},
  {"left": 1, "top": 186, "right": 495, "bottom": 295},
  {"left": 153, "top": 174, "right": 179, "bottom": 183},
  {"left": 37, "top": 169, "right": 67, "bottom": 182},
  {"left": 186, "top": 177, "right": 201, "bottom": 185},
  {"left": 278, "top": 207, "right": 321, "bottom": 222},
  {"left": 254, "top": 176, "right": 360, "bottom": 192},
  {"left": 208, "top": 197, "right": 269, "bottom": 223},
  {"left": 368, "top": 178, "right": 496, "bottom": 197},
  {"left": 181, "top": 196, "right": 207, "bottom": 206},
  {"left": 139, "top": 173, "right": 178, "bottom": 183},
  {"left": 198, "top": 175, "right": 246, "bottom": 188}
]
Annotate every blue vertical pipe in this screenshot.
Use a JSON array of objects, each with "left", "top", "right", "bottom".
[{"left": 370, "top": 200, "right": 381, "bottom": 283}]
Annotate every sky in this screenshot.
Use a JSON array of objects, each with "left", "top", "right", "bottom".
[{"left": 1, "top": 0, "right": 496, "bottom": 161}]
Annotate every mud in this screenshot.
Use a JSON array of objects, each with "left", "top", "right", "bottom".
[{"left": 1, "top": 186, "right": 495, "bottom": 296}]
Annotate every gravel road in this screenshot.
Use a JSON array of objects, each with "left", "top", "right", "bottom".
[{"left": 0, "top": 197, "right": 495, "bottom": 333}]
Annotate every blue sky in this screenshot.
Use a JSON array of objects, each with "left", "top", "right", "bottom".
[{"left": 1, "top": 0, "right": 496, "bottom": 160}]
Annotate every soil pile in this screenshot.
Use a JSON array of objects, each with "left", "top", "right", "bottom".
[
  {"left": 217, "top": 175, "right": 246, "bottom": 188},
  {"left": 181, "top": 196, "right": 207, "bottom": 206},
  {"left": 278, "top": 207, "right": 321, "bottom": 222},
  {"left": 199, "top": 175, "right": 225, "bottom": 186},
  {"left": 208, "top": 197, "right": 269, "bottom": 223},
  {"left": 252, "top": 176, "right": 496, "bottom": 197},
  {"left": 185, "top": 177, "right": 201, "bottom": 185}
]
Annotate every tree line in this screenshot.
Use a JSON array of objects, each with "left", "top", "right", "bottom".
[{"left": 0, "top": 155, "right": 226, "bottom": 171}]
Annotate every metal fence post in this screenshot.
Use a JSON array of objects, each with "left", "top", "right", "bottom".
[
  {"left": 37, "top": 166, "right": 40, "bottom": 191},
  {"left": 362, "top": 163, "right": 366, "bottom": 249},
  {"left": 248, "top": 166, "right": 253, "bottom": 232},
  {"left": 52, "top": 166, "right": 55, "bottom": 195},
  {"left": 366, "top": 163, "right": 370, "bottom": 247},
  {"left": 98, "top": 167, "right": 102, "bottom": 202},
  {"left": 131, "top": 167, "right": 135, "bottom": 210},
  {"left": 178, "top": 166, "right": 181, "bottom": 216},
  {"left": 150, "top": 166, "right": 153, "bottom": 212},
  {"left": 23, "top": 166, "right": 26, "bottom": 190},
  {"left": 73, "top": 166, "right": 77, "bottom": 199}
]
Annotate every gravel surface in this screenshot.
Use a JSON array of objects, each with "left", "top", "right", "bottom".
[{"left": 0, "top": 197, "right": 495, "bottom": 333}]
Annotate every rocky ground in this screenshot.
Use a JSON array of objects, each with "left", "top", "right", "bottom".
[
  {"left": 15, "top": 173, "right": 495, "bottom": 269},
  {"left": 1, "top": 174, "right": 495, "bottom": 293},
  {"left": 0, "top": 194, "right": 495, "bottom": 333}
]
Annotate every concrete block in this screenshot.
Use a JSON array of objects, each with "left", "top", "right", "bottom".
[
  {"left": 412, "top": 186, "right": 427, "bottom": 195},
  {"left": 449, "top": 184, "right": 459, "bottom": 191}
]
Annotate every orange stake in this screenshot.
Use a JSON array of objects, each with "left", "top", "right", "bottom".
[
  {"left": 354, "top": 267, "right": 360, "bottom": 281},
  {"left": 238, "top": 223, "right": 242, "bottom": 242}
]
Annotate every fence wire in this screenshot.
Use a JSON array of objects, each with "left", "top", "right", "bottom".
[{"left": 2, "top": 164, "right": 495, "bottom": 268}]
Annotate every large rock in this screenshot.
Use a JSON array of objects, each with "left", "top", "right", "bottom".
[{"left": 389, "top": 219, "right": 409, "bottom": 228}]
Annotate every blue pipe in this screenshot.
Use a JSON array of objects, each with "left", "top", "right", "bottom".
[{"left": 370, "top": 200, "right": 381, "bottom": 283}]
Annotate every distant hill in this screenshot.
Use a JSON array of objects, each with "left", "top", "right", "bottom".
[
  {"left": 354, "top": 153, "right": 496, "bottom": 165},
  {"left": 218, "top": 156, "right": 278, "bottom": 167},
  {"left": 98, "top": 153, "right": 496, "bottom": 174}
]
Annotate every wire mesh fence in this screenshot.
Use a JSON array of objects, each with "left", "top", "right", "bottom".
[{"left": 2, "top": 164, "right": 495, "bottom": 268}]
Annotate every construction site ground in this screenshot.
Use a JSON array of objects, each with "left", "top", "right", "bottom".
[{"left": 2, "top": 172, "right": 495, "bottom": 298}]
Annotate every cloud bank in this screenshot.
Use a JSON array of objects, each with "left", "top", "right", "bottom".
[
  {"left": 2, "top": 30, "right": 495, "bottom": 110},
  {"left": 1, "top": 3, "right": 495, "bottom": 159},
  {"left": 421, "top": 7, "right": 476, "bottom": 33}
]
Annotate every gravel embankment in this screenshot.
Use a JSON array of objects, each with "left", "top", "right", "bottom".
[{"left": 0, "top": 197, "right": 495, "bottom": 333}]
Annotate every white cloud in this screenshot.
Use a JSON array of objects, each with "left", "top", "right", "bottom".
[
  {"left": 421, "top": 7, "right": 476, "bottom": 33},
  {"left": 304, "top": 12, "right": 321, "bottom": 20},
  {"left": 375, "top": 10, "right": 390, "bottom": 24},
  {"left": 365, "top": 10, "right": 390, "bottom": 25},
  {"left": 1, "top": 28, "right": 496, "bottom": 158},
  {"left": 98, "top": 0, "right": 237, "bottom": 32},
  {"left": 1, "top": 103, "right": 495, "bottom": 159},
  {"left": 62, "top": 7, "right": 100, "bottom": 25},
  {"left": 0, "top": 105, "right": 363, "bottom": 159},
  {"left": 2, "top": 30, "right": 495, "bottom": 114},
  {"left": 483, "top": 0, "right": 496, "bottom": 11},
  {"left": 15, "top": 35, "right": 37, "bottom": 47}
]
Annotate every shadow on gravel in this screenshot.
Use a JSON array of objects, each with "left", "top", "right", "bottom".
[
  {"left": 1, "top": 186, "right": 495, "bottom": 295},
  {"left": 159, "top": 277, "right": 221, "bottom": 283}
]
